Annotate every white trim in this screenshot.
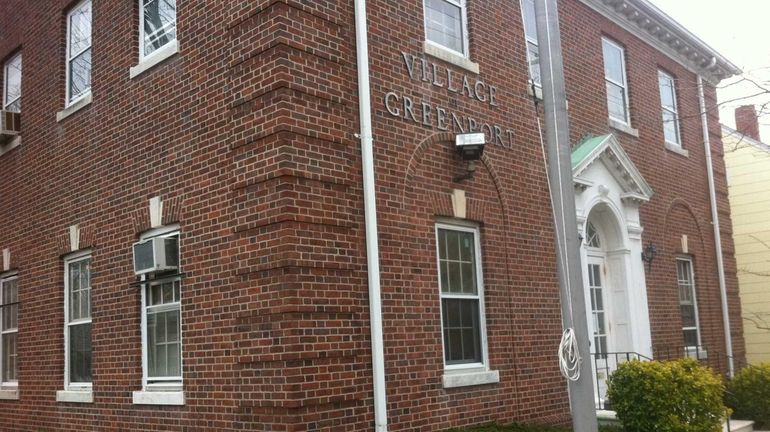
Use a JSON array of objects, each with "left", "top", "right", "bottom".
[
  {"left": 608, "top": 118, "right": 639, "bottom": 138},
  {"left": 0, "top": 274, "right": 19, "bottom": 387},
  {"left": 435, "top": 223, "right": 490, "bottom": 372},
  {"left": 56, "top": 390, "right": 93, "bottom": 403},
  {"left": 665, "top": 141, "right": 689, "bottom": 157},
  {"left": 658, "top": 70, "right": 682, "bottom": 147},
  {"left": 442, "top": 370, "right": 499, "bottom": 388},
  {"left": 677, "top": 257, "right": 702, "bottom": 348},
  {"left": 423, "top": 0, "right": 469, "bottom": 58},
  {"left": 0, "top": 389, "right": 18, "bottom": 400},
  {"left": 422, "top": 41, "right": 479, "bottom": 75},
  {"left": 55, "top": 92, "right": 92, "bottom": 122},
  {"left": 130, "top": 39, "right": 178, "bottom": 80},
  {"left": 132, "top": 390, "right": 184, "bottom": 405},
  {"left": 519, "top": 0, "right": 541, "bottom": 87},
  {"left": 3, "top": 52, "right": 21, "bottom": 112},
  {"left": 602, "top": 37, "right": 631, "bottom": 126},
  {"left": 64, "top": 0, "right": 92, "bottom": 107},
  {"left": 63, "top": 252, "right": 93, "bottom": 392},
  {"left": 137, "top": 0, "right": 177, "bottom": 63},
  {"left": 138, "top": 227, "right": 183, "bottom": 391}
]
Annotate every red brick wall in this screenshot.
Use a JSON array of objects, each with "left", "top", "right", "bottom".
[{"left": 0, "top": 0, "right": 744, "bottom": 431}]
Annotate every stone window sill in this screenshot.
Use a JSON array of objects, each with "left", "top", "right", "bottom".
[
  {"left": 56, "top": 390, "right": 93, "bottom": 403},
  {"left": 56, "top": 93, "right": 92, "bottom": 122},
  {"left": 0, "top": 136, "right": 21, "bottom": 157},
  {"left": 609, "top": 118, "right": 639, "bottom": 138},
  {"left": 0, "top": 389, "right": 18, "bottom": 400},
  {"left": 130, "top": 40, "right": 179, "bottom": 79},
  {"left": 423, "top": 41, "right": 480, "bottom": 75},
  {"left": 527, "top": 82, "right": 543, "bottom": 100},
  {"left": 132, "top": 390, "right": 185, "bottom": 405},
  {"left": 665, "top": 141, "right": 689, "bottom": 157},
  {"left": 442, "top": 369, "right": 500, "bottom": 388}
]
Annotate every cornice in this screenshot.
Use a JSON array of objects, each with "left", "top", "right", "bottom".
[{"left": 579, "top": 0, "right": 742, "bottom": 84}]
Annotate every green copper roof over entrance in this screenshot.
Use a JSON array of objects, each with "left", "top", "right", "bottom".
[{"left": 571, "top": 134, "right": 611, "bottom": 170}]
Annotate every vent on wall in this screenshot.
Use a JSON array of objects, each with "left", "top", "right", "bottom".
[
  {"left": 0, "top": 111, "right": 20, "bottom": 146},
  {"left": 133, "top": 237, "right": 179, "bottom": 275}
]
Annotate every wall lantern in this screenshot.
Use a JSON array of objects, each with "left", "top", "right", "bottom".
[
  {"left": 641, "top": 242, "right": 657, "bottom": 271},
  {"left": 453, "top": 133, "right": 486, "bottom": 182}
]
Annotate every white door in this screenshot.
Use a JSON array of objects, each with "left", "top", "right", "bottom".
[{"left": 586, "top": 256, "right": 613, "bottom": 406}]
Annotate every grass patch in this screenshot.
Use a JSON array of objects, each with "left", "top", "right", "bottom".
[{"left": 446, "top": 423, "right": 624, "bottom": 432}]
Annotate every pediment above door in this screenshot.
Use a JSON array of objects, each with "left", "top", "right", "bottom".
[{"left": 572, "top": 134, "right": 653, "bottom": 204}]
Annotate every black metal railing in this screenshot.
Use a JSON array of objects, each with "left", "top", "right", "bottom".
[
  {"left": 590, "top": 351, "right": 652, "bottom": 410},
  {"left": 591, "top": 346, "right": 747, "bottom": 411}
]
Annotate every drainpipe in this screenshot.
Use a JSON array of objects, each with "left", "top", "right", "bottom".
[
  {"left": 697, "top": 75, "right": 735, "bottom": 378},
  {"left": 354, "top": 1, "right": 388, "bottom": 430}
]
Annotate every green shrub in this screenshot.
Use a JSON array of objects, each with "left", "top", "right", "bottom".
[
  {"left": 445, "top": 424, "right": 570, "bottom": 432},
  {"left": 727, "top": 363, "right": 770, "bottom": 428},
  {"left": 606, "top": 358, "right": 727, "bottom": 432}
]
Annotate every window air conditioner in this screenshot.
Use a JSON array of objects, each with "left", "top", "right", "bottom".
[
  {"left": 133, "top": 237, "right": 179, "bottom": 275},
  {"left": 0, "top": 110, "right": 20, "bottom": 146}
]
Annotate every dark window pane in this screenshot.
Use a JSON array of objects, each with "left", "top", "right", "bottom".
[
  {"left": 2, "top": 333, "right": 16, "bottom": 382},
  {"left": 683, "top": 329, "right": 698, "bottom": 347},
  {"left": 446, "top": 231, "right": 460, "bottom": 260},
  {"left": 69, "top": 323, "right": 92, "bottom": 383},
  {"left": 446, "top": 329, "right": 463, "bottom": 362},
  {"left": 447, "top": 262, "right": 461, "bottom": 293},
  {"left": 69, "top": 48, "right": 91, "bottom": 101},
  {"left": 459, "top": 232, "right": 474, "bottom": 261},
  {"left": 461, "top": 263, "right": 475, "bottom": 294},
  {"left": 440, "top": 261, "right": 449, "bottom": 293}
]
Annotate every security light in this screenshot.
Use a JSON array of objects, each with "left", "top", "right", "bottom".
[{"left": 455, "top": 133, "right": 486, "bottom": 161}]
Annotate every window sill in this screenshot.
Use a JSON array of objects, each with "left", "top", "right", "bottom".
[
  {"left": 527, "top": 83, "right": 543, "bottom": 100},
  {"left": 442, "top": 369, "right": 499, "bottom": 388},
  {"left": 665, "top": 142, "right": 689, "bottom": 157},
  {"left": 132, "top": 390, "right": 184, "bottom": 405},
  {"left": 684, "top": 347, "right": 708, "bottom": 359},
  {"left": 56, "top": 390, "right": 93, "bottom": 403},
  {"left": 423, "top": 41, "right": 479, "bottom": 75},
  {"left": 129, "top": 40, "right": 179, "bottom": 79},
  {"left": 609, "top": 118, "right": 639, "bottom": 138},
  {"left": 0, "top": 389, "right": 19, "bottom": 400},
  {"left": 0, "top": 136, "right": 21, "bottom": 157},
  {"left": 56, "top": 93, "right": 92, "bottom": 122}
]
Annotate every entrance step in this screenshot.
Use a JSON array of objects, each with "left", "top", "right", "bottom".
[{"left": 724, "top": 420, "right": 754, "bottom": 432}]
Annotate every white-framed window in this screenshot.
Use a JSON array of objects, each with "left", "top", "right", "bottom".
[
  {"left": 520, "top": 0, "right": 540, "bottom": 87},
  {"left": 63, "top": 252, "right": 92, "bottom": 391},
  {"left": 602, "top": 37, "right": 630, "bottom": 125},
  {"left": 677, "top": 258, "right": 701, "bottom": 348},
  {"left": 139, "top": 0, "right": 177, "bottom": 60},
  {"left": 0, "top": 274, "right": 18, "bottom": 388},
  {"left": 436, "top": 223, "right": 488, "bottom": 370},
  {"left": 3, "top": 53, "right": 21, "bottom": 113},
  {"left": 139, "top": 226, "right": 182, "bottom": 391},
  {"left": 424, "top": 0, "right": 469, "bottom": 57},
  {"left": 658, "top": 70, "right": 682, "bottom": 146},
  {"left": 65, "top": 0, "right": 92, "bottom": 106}
]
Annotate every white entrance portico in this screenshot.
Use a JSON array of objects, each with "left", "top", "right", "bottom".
[{"left": 571, "top": 134, "right": 654, "bottom": 402}]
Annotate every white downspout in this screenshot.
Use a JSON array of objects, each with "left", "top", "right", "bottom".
[
  {"left": 354, "top": 1, "right": 388, "bottom": 430},
  {"left": 697, "top": 75, "right": 735, "bottom": 377}
]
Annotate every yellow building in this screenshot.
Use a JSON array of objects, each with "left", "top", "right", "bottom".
[{"left": 724, "top": 107, "right": 770, "bottom": 364}]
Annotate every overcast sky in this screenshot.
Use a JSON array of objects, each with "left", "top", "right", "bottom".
[{"left": 649, "top": 0, "right": 770, "bottom": 140}]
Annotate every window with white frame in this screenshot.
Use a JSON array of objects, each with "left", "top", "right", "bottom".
[
  {"left": 64, "top": 253, "right": 92, "bottom": 391},
  {"left": 436, "top": 223, "right": 487, "bottom": 367},
  {"left": 424, "top": 0, "right": 468, "bottom": 56},
  {"left": 677, "top": 258, "right": 700, "bottom": 348},
  {"left": 140, "top": 229, "right": 182, "bottom": 390},
  {"left": 0, "top": 275, "right": 18, "bottom": 387},
  {"left": 3, "top": 53, "right": 21, "bottom": 113},
  {"left": 66, "top": 0, "right": 92, "bottom": 106},
  {"left": 602, "top": 38, "right": 630, "bottom": 125},
  {"left": 520, "top": 0, "right": 540, "bottom": 87},
  {"left": 140, "top": 0, "right": 177, "bottom": 59},
  {"left": 658, "top": 70, "right": 681, "bottom": 146}
]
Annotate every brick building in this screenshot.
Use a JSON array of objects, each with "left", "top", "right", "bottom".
[{"left": 0, "top": 0, "right": 745, "bottom": 431}]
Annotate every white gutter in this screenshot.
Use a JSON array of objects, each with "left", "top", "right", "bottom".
[
  {"left": 354, "top": 1, "right": 388, "bottom": 430},
  {"left": 697, "top": 75, "right": 735, "bottom": 377}
]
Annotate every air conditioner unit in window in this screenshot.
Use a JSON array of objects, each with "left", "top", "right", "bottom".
[
  {"left": 0, "top": 110, "right": 20, "bottom": 146},
  {"left": 133, "top": 237, "right": 179, "bottom": 275}
]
